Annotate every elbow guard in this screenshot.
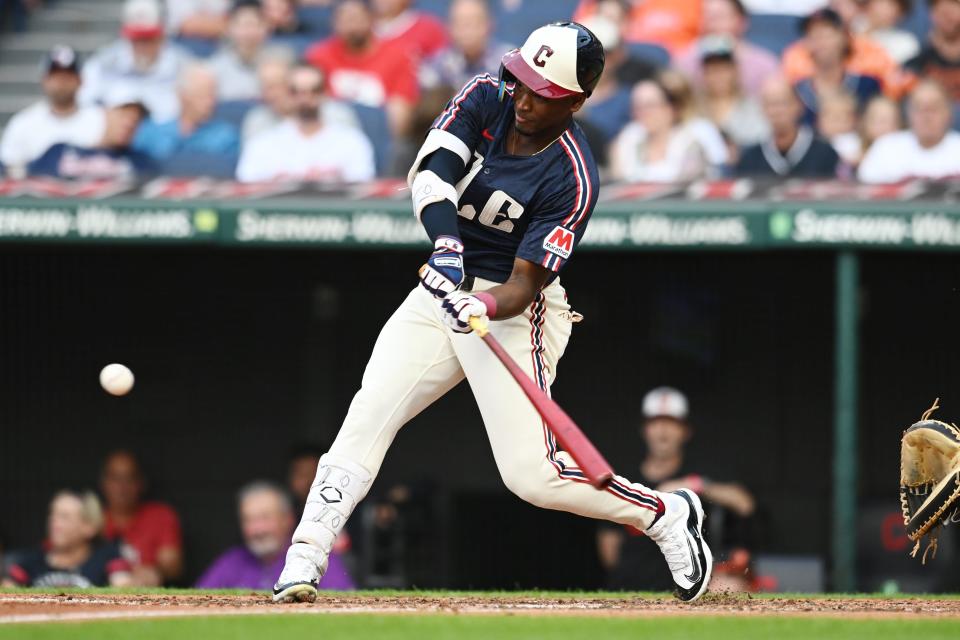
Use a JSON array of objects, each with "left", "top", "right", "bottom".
[{"left": 411, "top": 169, "right": 459, "bottom": 222}]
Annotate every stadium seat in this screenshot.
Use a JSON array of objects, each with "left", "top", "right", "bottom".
[
  {"left": 213, "top": 100, "right": 258, "bottom": 129},
  {"left": 173, "top": 35, "right": 219, "bottom": 58},
  {"left": 744, "top": 13, "right": 800, "bottom": 56},
  {"left": 494, "top": 0, "right": 581, "bottom": 48},
  {"left": 350, "top": 103, "right": 392, "bottom": 177},
  {"left": 268, "top": 33, "right": 316, "bottom": 59},
  {"left": 415, "top": 0, "right": 449, "bottom": 20},
  {"left": 899, "top": 0, "right": 931, "bottom": 41},
  {"left": 159, "top": 150, "right": 238, "bottom": 179},
  {"left": 626, "top": 42, "right": 670, "bottom": 68},
  {"left": 297, "top": 6, "right": 333, "bottom": 38}
]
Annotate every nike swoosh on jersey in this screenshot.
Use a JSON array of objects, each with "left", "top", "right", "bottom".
[{"left": 481, "top": 128, "right": 494, "bottom": 141}]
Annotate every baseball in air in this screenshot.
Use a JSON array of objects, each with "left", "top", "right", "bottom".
[{"left": 99, "top": 363, "right": 135, "bottom": 396}]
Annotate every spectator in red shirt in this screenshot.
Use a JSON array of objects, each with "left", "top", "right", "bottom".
[
  {"left": 100, "top": 450, "right": 183, "bottom": 586},
  {"left": 373, "top": 0, "right": 448, "bottom": 62},
  {"left": 305, "top": 0, "right": 418, "bottom": 137}
]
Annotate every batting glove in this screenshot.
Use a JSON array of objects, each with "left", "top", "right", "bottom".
[
  {"left": 441, "top": 292, "right": 488, "bottom": 333},
  {"left": 419, "top": 236, "right": 464, "bottom": 298}
]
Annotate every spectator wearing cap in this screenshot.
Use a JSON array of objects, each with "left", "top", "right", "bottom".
[
  {"left": 27, "top": 94, "right": 159, "bottom": 179},
  {"left": 0, "top": 46, "right": 106, "bottom": 177},
  {"left": 79, "top": 0, "right": 193, "bottom": 123},
  {"left": 696, "top": 35, "right": 770, "bottom": 148},
  {"left": 905, "top": 0, "right": 960, "bottom": 102},
  {"left": 237, "top": 64, "right": 375, "bottom": 182},
  {"left": 610, "top": 77, "right": 709, "bottom": 183},
  {"left": 573, "top": 0, "right": 701, "bottom": 53},
  {"left": 420, "top": 0, "right": 513, "bottom": 93},
  {"left": 305, "top": 0, "right": 418, "bottom": 138},
  {"left": 674, "top": 0, "right": 780, "bottom": 97},
  {"left": 197, "top": 481, "right": 354, "bottom": 590},
  {"left": 208, "top": 0, "right": 275, "bottom": 101},
  {"left": 735, "top": 76, "right": 840, "bottom": 178},
  {"left": 373, "top": 0, "right": 448, "bottom": 63},
  {"left": 1, "top": 491, "right": 132, "bottom": 588},
  {"left": 782, "top": 7, "right": 905, "bottom": 98},
  {"left": 132, "top": 62, "right": 240, "bottom": 163},
  {"left": 860, "top": 0, "right": 920, "bottom": 64},
  {"left": 859, "top": 79, "right": 960, "bottom": 182},
  {"left": 595, "top": 387, "right": 755, "bottom": 592},
  {"left": 792, "top": 9, "right": 882, "bottom": 126}
]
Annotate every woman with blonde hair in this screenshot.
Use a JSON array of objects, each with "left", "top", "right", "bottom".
[{"left": 1, "top": 490, "right": 132, "bottom": 587}]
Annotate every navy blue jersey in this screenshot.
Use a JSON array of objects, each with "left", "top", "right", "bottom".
[{"left": 430, "top": 74, "right": 599, "bottom": 283}]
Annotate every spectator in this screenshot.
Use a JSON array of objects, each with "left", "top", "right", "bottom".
[
  {"left": 696, "top": 36, "right": 770, "bottom": 148},
  {"left": 287, "top": 444, "right": 324, "bottom": 513},
  {"left": 792, "top": 9, "right": 882, "bottom": 125},
  {"left": 208, "top": 0, "right": 274, "bottom": 101},
  {"left": 596, "top": 388, "right": 755, "bottom": 592},
  {"left": 2, "top": 491, "right": 132, "bottom": 588},
  {"left": 263, "top": 0, "right": 314, "bottom": 53},
  {"left": 237, "top": 64, "right": 375, "bottom": 182},
  {"left": 818, "top": 91, "right": 863, "bottom": 167},
  {"left": 373, "top": 0, "right": 448, "bottom": 62},
  {"left": 782, "top": 7, "right": 904, "bottom": 97},
  {"left": 861, "top": 0, "right": 920, "bottom": 64},
  {"left": 420, "top": 0, "right": 513, "bottom": 92},
  {"left": 859, "top": 93, "right": 904, "bottom": 155},
  {"left": 28, "top": 97, "right": 158, "bottom": 179},
  {"left": 0, "top": 45, "right": 106, "bottom": 177},
  {"left": 575, "top": 16, "right": 641, "bottom": 150},
  {"left": 736, "top": 76, "right": 840, "bottom": 177},
  {"left": 573, "top": 0, "right": 701, "bottom": 53},
  {"left": 166, "top": 0, "right": 229, "bottom": 43},
  {"left": 197, "top": 481, "right": 354, "bottom": 590},
  {"left": 133, "top": 63, "right": 240, "bottom": 162},
  {"left": 99, "top": 450, "right": 183, "bottom": 586},
  {"left": 305, "top": 0, "right": 418, "bottom": 137},
  {"left": 905, "top": 0, "right": 960, "bottom": 102},
  {"left": 674, "top": 0, "right": 780, "bottom": 97},
  {"left": 241, "top": 52, "right": 361, "bottom": 142},
  {"left": 859, "top": 79, "right": 960, "bottom": 182},
  {"left": 79, "top": 0, "right": 193, "bottom": 122},
  {"left": 658, "top": 69, "right": 730, "bottom": 172},
  {"left": 610, "top": 78, "right": 708, "bottom": 182}
]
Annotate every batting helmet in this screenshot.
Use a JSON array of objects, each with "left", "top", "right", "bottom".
[{"left": 499, "top": 21, "right": 605, "bottom": 100}]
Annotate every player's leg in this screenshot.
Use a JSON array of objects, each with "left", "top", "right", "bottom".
[
  {"left": 450, "top": 279, "right": 712, "bottom": 601},
  {"left": 275, "top": 285, "right": 465, "bottom": 602}
]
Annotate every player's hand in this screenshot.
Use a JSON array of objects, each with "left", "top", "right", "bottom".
[
  {"left": 441, "top": 292, "right": 488, "bottom": 333},
  {"left": 419, "top": 236, "right": 464, "bottom": 298}
]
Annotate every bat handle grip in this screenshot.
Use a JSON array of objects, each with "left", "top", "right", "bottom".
[{"left": 468, "top": 316, "right": 489, "bottom": 337}]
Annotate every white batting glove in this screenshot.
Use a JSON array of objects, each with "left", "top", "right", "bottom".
[{"left": 441, "top": 292, "right": 488, "bottom": 333}]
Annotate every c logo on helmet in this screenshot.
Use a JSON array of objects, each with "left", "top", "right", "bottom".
[{"left": 533, "top": 45, "right": 554, "bottom": 67}]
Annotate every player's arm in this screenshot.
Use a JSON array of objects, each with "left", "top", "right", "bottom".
[{"left": 439, "top": 258, "right": 550, "bottom": 332}]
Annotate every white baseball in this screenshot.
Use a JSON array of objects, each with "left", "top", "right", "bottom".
[{"left": 99, "top": 363, "right": 135, "bottom": 396}]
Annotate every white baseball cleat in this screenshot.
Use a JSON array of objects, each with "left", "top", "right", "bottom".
[
  {"left": 272, "top": 543, "right": 324, "bottom": 603},
  {"left": 645, "top": 489, "right": 713, "bottom": 602}
]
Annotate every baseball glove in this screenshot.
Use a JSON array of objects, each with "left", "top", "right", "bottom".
[{"left": 900, "top": 399, "right": 960, "bottom": 563}]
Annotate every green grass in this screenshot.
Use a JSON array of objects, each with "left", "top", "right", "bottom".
[{"left": 3, "top": 614, "right": 960, "bottom": 640}]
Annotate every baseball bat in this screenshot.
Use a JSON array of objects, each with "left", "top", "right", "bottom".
[{"left": 469, "top": 316, "right": 614, "bottom": 489}]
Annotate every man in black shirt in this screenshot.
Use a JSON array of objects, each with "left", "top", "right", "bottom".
[
  {"left": 597, "top": 387, "right": 756, "bottom": 591},
  {"left": 736, "top": 76, "right": 839, "bottom": 178},
  {"left": 906, "top": 0, "right": 960, "bottom": 102}
]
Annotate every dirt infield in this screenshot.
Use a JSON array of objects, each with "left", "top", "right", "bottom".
[{"left": 3, "top": 592, "right": 960, "bottom": 624}]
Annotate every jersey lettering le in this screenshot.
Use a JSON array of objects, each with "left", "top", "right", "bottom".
[{"left": 431, "top": 74, "right": 600, "bottom": 283}]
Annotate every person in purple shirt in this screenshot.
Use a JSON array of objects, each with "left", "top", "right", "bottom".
[{"left": 196, "top": 481, "right": 354, "bottom": 591}]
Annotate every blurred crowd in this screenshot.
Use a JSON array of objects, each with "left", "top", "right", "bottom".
[{"left": 2, "top": 0, "right": 960, "bottom": 184}]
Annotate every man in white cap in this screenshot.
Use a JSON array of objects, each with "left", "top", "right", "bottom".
[
  {"left": 0, "top": 45, "right": 106, "bottom": 176},
  {"left": 79, "top": 0, "right": 193, "bottom": 122},
  {"left": 597, "top": 387, "right": 756, "bottom": 591}
]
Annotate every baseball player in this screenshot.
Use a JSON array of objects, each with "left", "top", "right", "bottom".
[{"left": 273, "top": 22, "right": 712, "bottom": 603}]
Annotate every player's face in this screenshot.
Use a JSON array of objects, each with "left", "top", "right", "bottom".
[
  {"left": 643, "top": 417, "right": 689, "bottom": 458},
  {"left": 512, "top": 81, "right": 585, "bottom": 137}
]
